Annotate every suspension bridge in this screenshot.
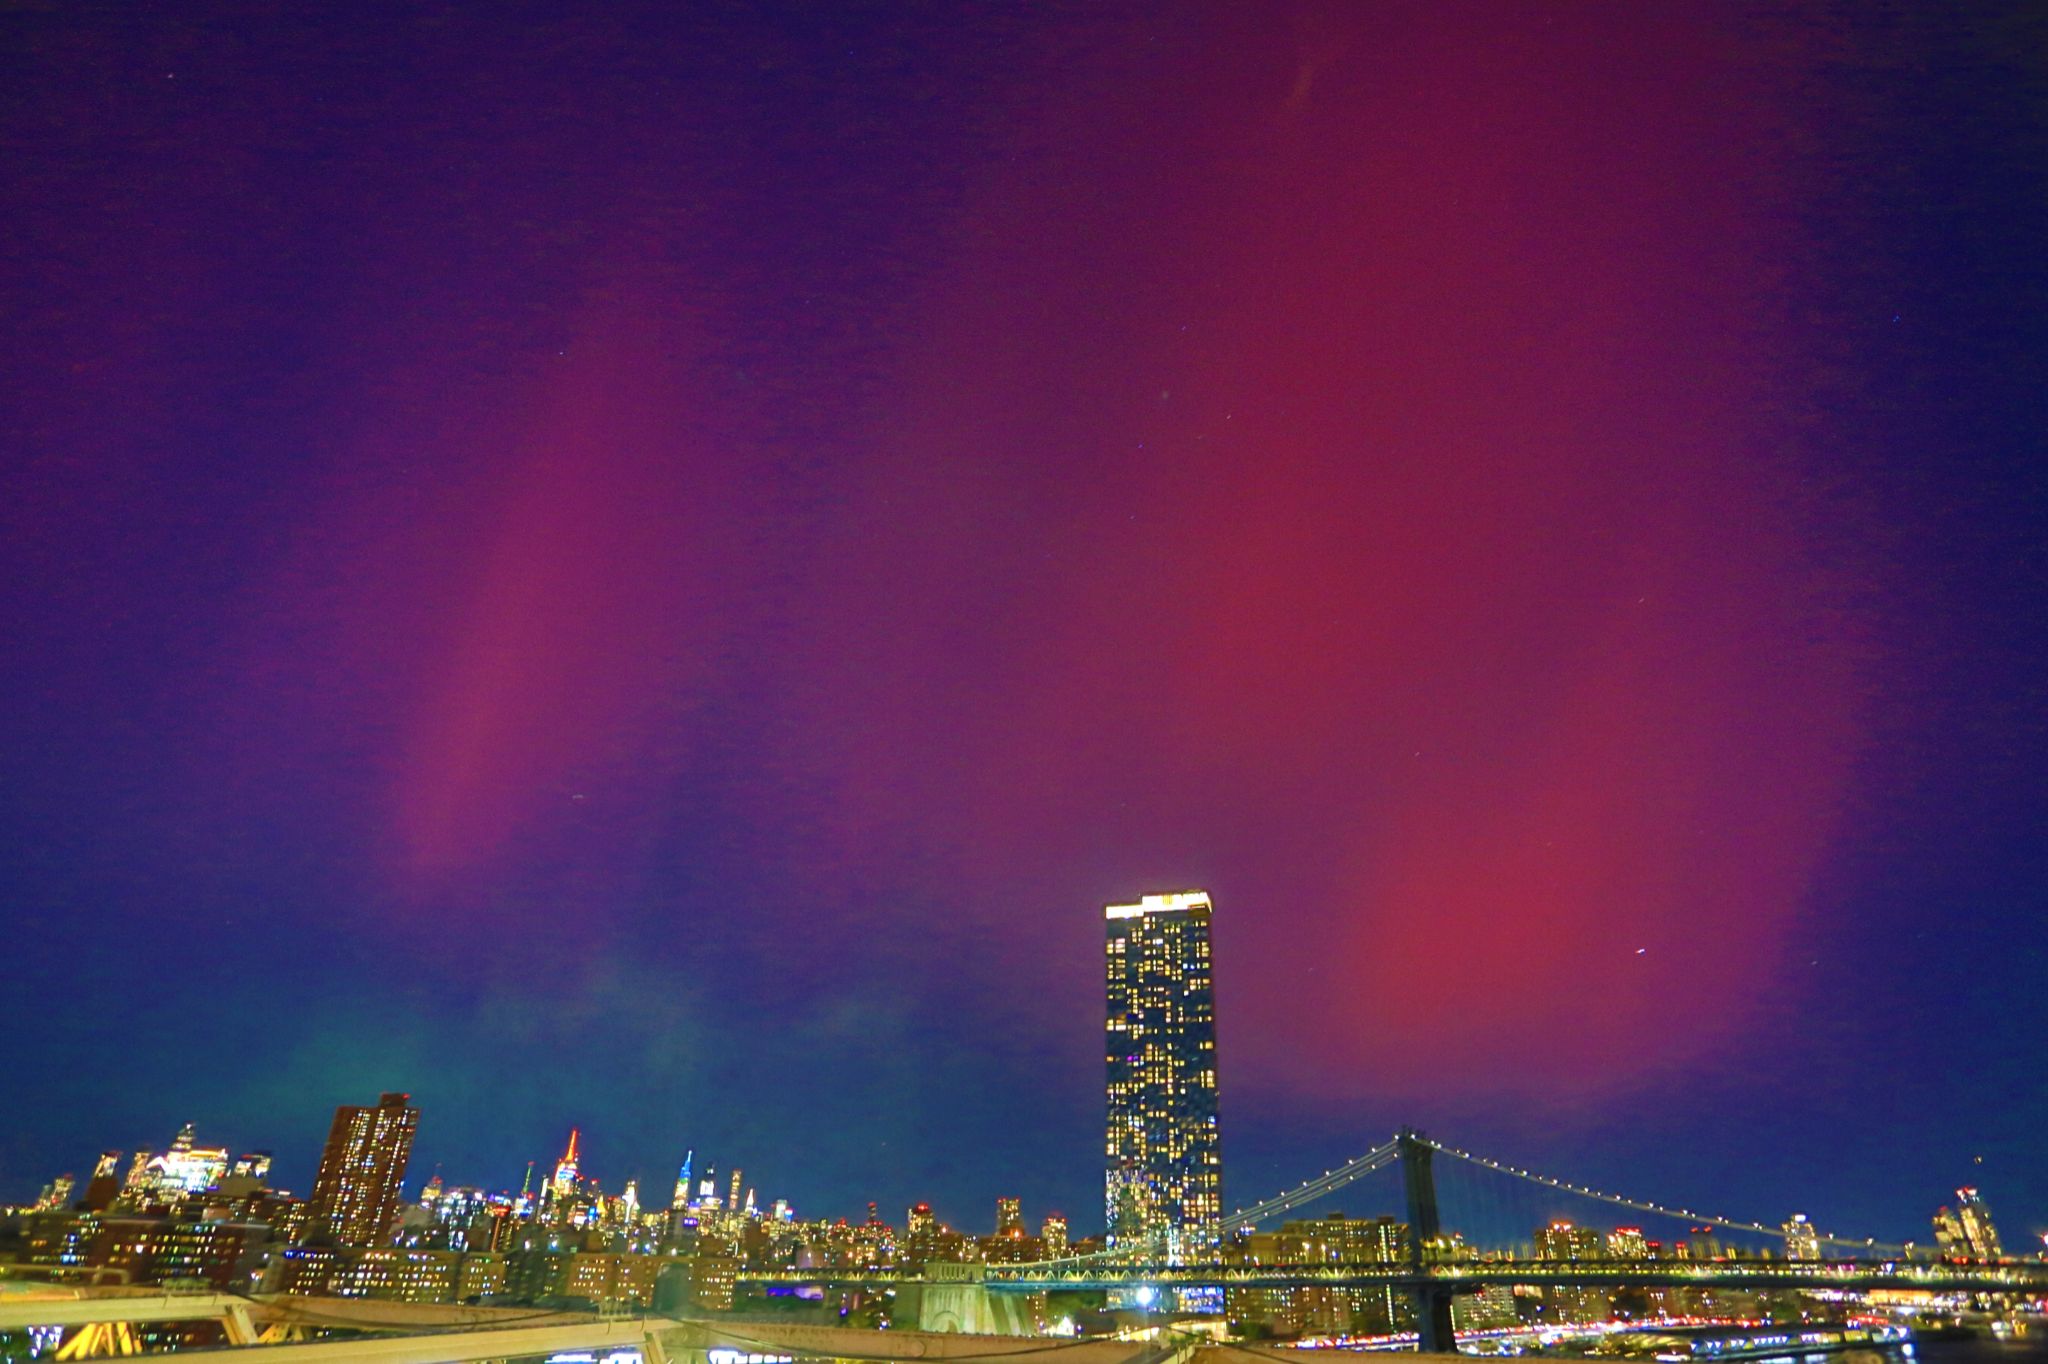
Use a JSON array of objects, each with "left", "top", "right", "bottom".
[{"left": 742, "top": 1130, "right": 2048, "bottom": 1353}]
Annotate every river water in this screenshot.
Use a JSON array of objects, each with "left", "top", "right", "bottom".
[{"left": 1861, "top": 1336, "right": 2048, "bottom": 1364}]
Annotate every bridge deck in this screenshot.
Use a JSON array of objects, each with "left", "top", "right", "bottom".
[
  {"left": 0, "top": 1290, "right": 252, "bottom": 1332},
  {"left": 741, "top": 1260, "right": 2048, "bottom": 1295},
  {"left": 0, "top": 1296, "right": 1308, "bottom": 1364}
]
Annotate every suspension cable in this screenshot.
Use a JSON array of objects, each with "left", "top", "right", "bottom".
[
  {"left": 999, "top": 1234, "right": 1166, "bottom": 1272},
  {"left": 1222, "top": 1137, "right": 1403, "bottom": 1231},
  {"left": 1419, "top": 1136, "right": 1909, "bottom": 1255},
  {"left": 1005, "top": 1138, "right": 1406, "bottom": 1269}
]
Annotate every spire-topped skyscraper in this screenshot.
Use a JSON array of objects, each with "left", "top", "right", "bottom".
[
  {"left": 1104, "top": 890, "right": 1221, "bottom": 1259},
  {"left": 550, "top": 1129, "right": 580, "bottom": 1203},
  {"left": 671, "top": 1150, "right": 694, "bottom": 1211}
]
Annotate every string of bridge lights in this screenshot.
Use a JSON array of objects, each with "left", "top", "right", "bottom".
[
  {"left": 1019, "top": 1140, "right": 1407, "bottom": 1267},
  {"left": 1016, "top": 1130, "right": 1909, "bottom": 1269},
  {"left": 1223, "top": 1139, "right": 1404, "bottom": 1231},
  {"left": 1419, "top": 1137, "right": 1909, "bottom": 1255}
]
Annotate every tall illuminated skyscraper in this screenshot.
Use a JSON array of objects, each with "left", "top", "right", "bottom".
[
  {"left": 1105, "top": 890, "right": 1220, "bottom": 1256},
  {"left": 304, "top": 1092, "right": 418, "bottom": 1247},
  {"left": 671, "top": 1150, "right": 694, "bottom": 1211},
  {"left": 550, "top": 1128, "right": 581, "bottom": 1204}
]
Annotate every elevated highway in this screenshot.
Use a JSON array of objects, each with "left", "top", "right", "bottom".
[{"left": 1, "top": 1290, "right": 1440, "bottom": 1364}]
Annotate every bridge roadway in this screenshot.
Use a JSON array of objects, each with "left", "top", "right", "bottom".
[
  {"left": 0, "top": 1289, "right": 1469, "bottom": 1364},
  {"left": 0, "top": 1289, "right": 262, "bottom": 1333},
  {"left": 741, "top": 1258, "right": 2048, "bottom": 1295},
  {"left": 3, "top": 1276, "right": 2041, "bottom": 1363}
]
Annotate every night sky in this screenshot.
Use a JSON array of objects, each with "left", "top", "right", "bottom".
[{"left": 4, "top": 3, "right": 2044, "bottom": 1249}]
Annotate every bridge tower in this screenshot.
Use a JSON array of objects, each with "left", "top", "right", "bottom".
[
  {"left": 1398, "top": 1128, "right": 1457, "bottom": 1355},
  {"left": 910, "top": 1263, "right": 1033, "bottom": 1335}
]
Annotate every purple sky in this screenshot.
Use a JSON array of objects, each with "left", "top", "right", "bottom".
[{"left": 4, "top": 2, "right": 2045, "bottom": 1247}]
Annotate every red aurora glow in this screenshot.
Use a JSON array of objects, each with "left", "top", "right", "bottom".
[{"left": 295, "top": 5, "right": 1865, "bottom": 1100}]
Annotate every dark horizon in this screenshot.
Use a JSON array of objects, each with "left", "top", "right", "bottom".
[{"left": 4, "top": 2, "right": 2045, "bottom": 1252}]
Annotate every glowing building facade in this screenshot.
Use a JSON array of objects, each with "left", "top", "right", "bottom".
[
  {"left": 550, "top": 1129, "right": 581, "bottom": 1204},
  {"left": 34, "top": 1174, "right": 75, "bottom": 1211},
  {"left": 1105, "top": 890, "right": 1220, "bottom": 1256},
  {"left": 151, "top": 1123, "right": 231, "bottom": 1194},
  {"left": 1533, "top": 1220, "right": 1609, "bottom": 1324},
  {"left": 81, "top": 1151, "right": 123, "bottom": 1211},
  {"left": 1933, "top": 1187, "right": 2004, "bottom": 1260},
  {"left": 671, "top": 1151, "right": 694, "bottom": 1211},
  {"left": 305, "top": 1092, "right": 418, "bottom": 1248},
  {"left": 1607, "top": 1226, "right": 1650, "bottom": 1259}
]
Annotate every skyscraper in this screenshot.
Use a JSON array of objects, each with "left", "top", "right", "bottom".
[
  {"left": 304, "top": 1092, "right": 418, "bottom": 1247},
  {"left": 1105, "top": 890, "right": 1221, "bottom": 1256},
  {"left": 671, "top": 1151, "right": 694, "bottom": 1211},
  {"left": 81, "top": 1151, "right": 122, "bottom": 1211},
  {"left": 550, "top": 1128, "right": 581, "bottom": 1204},
  {"left": 1933, "top": 1187, "right": 2004, "bottom": 1259},
  {"left": 1533, "top": 1221, "right": 1609, "bottom": 1324},
  {"left": 1606, "top": 1226, "right": 1650, "bottom": 1259},
  {"left": 34, "top": 1173, "right": 75, "bottom": 1211},
  {"left": 1782, "top": 1214, "right": 1822, "bottom": 1261},
  {"left": 152, "top": 1122, "right": 230, "bottom": 1193}
]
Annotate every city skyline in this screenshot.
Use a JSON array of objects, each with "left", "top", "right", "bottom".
[
  {"left": 3, "top": 863, "right": 2043, "bottom": 1253},
  {"left": 4, "top": 0, "right": 2046, "bottom": 1258},
  {"left": 8, "top": 864, "right": 2038, "bottom": 1246},
  {"left": 16, "top": 1082, "right": 2030, "bottom": 1276},
  {"left": 12, "top": 977, "right": 2032, "bottom": 1259},
  {"left": 11, "top": 893, "right": 2035, "bottom": 1355}
]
